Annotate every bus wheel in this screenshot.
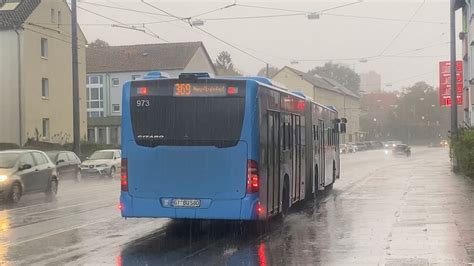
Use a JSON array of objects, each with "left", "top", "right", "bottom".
[
  {"left": 282, "top": 176, "right": 290, "bottom": 216},
  {"left": 325, "top": 183, "right": 333, "bottom": 191}
]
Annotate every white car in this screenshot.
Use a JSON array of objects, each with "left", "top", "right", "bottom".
[{"left": 80, "top": 149, "right": 121, "bottom": 178}]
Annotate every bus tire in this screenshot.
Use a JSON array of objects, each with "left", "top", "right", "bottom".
[
  {"left": 282, "top": 176, "right": 290, "bottom": 216},
  {"left": 325, "top": 183, "right": 333, "bottom": 191}
]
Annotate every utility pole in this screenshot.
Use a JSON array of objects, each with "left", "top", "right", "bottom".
[
  {"left": 265, "top": 63, "right": 269, "bottom": 78},
  {"left": 450, "top": 0, "right": 458, "bottom": 137},
  {"left": 71, "top": 0, "right": 81, "bottom": 155}
]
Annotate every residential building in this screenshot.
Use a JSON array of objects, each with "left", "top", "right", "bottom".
[
  {"left": 85, "top": 42, "right": 216, "bottom": 144},
  {"left": 0, "top": 0, "right": 88, "bottom": 145},
  {"left": 455, "top": 0, "right": 474, "bottom": 127},
  {"left": 272, "top": 66, "right": 361, "bottom": 143},
  {"left": 359, "top": 71, "right": 382, "bottom": 94}
]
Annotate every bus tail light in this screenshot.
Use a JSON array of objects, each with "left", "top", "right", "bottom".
[
  {"left": 121, "top": 158, "right": 128, "bottom": 192},
  {"left": 247, "top": 160, "right": 259, "bottom": 193}
]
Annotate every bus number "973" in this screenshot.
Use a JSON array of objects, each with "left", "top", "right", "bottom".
[{"left": 136, "top": 99, "right": 150, "bottom": 107}]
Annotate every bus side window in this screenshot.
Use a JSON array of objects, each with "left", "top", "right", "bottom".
[
  {"left": 328, "top": 129, "right": 331, "bottom": 146},
  {"left": 313, "top": 125, "right": 316, "bottom": 141}
]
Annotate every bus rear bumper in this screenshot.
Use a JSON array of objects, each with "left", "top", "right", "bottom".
[{"left": 120, "top": 193, "right": 261, "bottom": 220}]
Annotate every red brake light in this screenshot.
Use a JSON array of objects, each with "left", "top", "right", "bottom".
[
  {"left": 227, "top": 86, "right": 238, "bottom": 95},
  {"left": 121, "top": 158, "right": 128, "bottom": 192},
  {"left": 256, "top": 201, "right": 264, "bottom": 214},
  {"left": 247, "top": 160, "right": 259, "bottom": 193},
  {"left": 296, "top": 100, "right": 305, "bottom": 110},
  {"left": 138, "top": 87, "right": 148, "bottom": 95}
]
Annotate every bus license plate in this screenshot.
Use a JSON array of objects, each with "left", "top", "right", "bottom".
[{"left": 172, "top": 199, "right": 201, "bottom": 208}]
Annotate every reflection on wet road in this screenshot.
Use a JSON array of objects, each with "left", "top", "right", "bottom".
[{"left": 0, "top": 147, "right": 473, "bottom": 265}]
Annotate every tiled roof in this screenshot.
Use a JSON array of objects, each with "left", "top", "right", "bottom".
[
  {"left": 278, "top": 66, "right": 359, "bottom": 98},
  {"left": 0, "top": 0, "right": 40, "bottom": 30},
  {"left": 86, "top": 42, "right": 213, "bottom": 73},
  {"left": 321, "top": 77, "right": 360, "bottom": 99}
]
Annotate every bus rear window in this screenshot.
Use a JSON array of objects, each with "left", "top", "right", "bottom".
[{"left": 130, "top": 80, "right": 246, "bottom": 148}]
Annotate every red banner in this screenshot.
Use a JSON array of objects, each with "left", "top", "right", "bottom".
[{"left": 439, "top": 61, "right": 463, "bottom": 106}]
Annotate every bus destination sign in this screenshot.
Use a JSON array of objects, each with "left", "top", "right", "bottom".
[{"left": 174, "top": 83, "right": 227, "bottom": 97}]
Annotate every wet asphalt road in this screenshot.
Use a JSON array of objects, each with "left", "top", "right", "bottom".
[{"left": 0, "top": 147, "right": 473, "bottom": 265}]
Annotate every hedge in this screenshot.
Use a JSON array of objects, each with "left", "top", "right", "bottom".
[
  {"left": 452, "top": 129, "right": 474, "bottom": 177},
  {"left": 0, "top": 143, "right": 20, "bottom": 151}
]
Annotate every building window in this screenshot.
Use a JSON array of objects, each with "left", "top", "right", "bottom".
[
  {"left": 42, "top": 118, "right": 50, "bottom": 139},
  {"left": 87, "top": 128, "right": 95, "bottom": 142},
  {"left": 41, "top": 78, "right": 49, "bottom": 98},
  {"left": 132, "top": 75, "right": 141, "bottom": 80},
  {"left": 112, "top": 78, "right": 120, "bottom": 86},
  {"left": 86, "top": 75, "right": 105, "bottom": 118},
  {"left": 98, "top": 127, "right": 106, "bottom": 144},
  {"left": 58, "top": 11, "right": 61, "bottom": 25},
  {"left": 51, "top": 8, "right": 55, "bottom": 23},
  {"left": 87, "top": 75, "right": 103, "bottom": 85},
  {"left": 110, "top": 127, "right": 119, "bottom": 144},
  {"left": 112, "top": 104, "right": 120, "bottom": 112},
  {"left": 41, "top": 38, "right": 48, "bottom": 58}
]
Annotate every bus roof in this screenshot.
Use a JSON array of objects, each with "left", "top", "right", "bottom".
[{"left": 139, "top": 72, "right": 337, "bottom": 114}]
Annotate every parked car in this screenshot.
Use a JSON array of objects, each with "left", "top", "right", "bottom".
[
  {"left": 372, "top": 141, "right": 384, "bottom": 149},
  {"left": 80, "top": 149, "right": 121, "bottom": 178},
  {"left": 392, "top": 144, "right": 411, "bottom": 157},
  {"left": 46, "top": 151, "right": 82, "bottom": 182},
  {"left": 355, "top": 142, "right": 367, "bottom": 151},
  {"left": 363, "top": 141, "right": 374, "bottom": 150},
  {"left": 340, "top": 144, "right": 348, "bottom": 154},
  {"left": 0, "top": 150, "right": 58, "bottom": 203},
  {"left": 347, "top": 143, "right": 357, "bottom": 153}
]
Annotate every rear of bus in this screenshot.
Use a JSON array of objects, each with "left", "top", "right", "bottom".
[{"left": 120, "top": 73, "right": 262, "bottom": 220}]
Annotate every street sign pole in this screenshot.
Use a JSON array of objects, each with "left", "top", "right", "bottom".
[
  {"left": 449, "top": 0, "right": 458, "bottom": 171},
  {"left": 71, "top": 0, "right": 81, "bottom": 156},
  {"left": 450, "top": 0, "right": 458, "bottom": 136}
]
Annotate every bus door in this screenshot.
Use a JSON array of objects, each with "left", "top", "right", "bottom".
[
  {"left": 290, "top": 114, "right": 302, "bottom": 202},
  {"left": 318, "top": 120, "right": 325, "bottom": 188},
  {"left": 280, "top": 114, "right": 293, "bottom": 205},
  {"left": 267, "top": 111, "right": 281, "bottom": 214}
]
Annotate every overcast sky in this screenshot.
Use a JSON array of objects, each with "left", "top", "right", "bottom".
[{"left": 76, "top": 0, "right": 458, "bottom": 91}]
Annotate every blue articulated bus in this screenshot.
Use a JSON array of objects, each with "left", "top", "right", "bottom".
[{"left": 120, "top": 72, "right": 345, "bottom": 221}]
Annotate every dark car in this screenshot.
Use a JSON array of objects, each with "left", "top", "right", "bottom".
[
  {"left": 0, "top": 150, "right": 58, "bottom": 203},
  {"left": 392, "top": 144, "right": 411, "bottom": 157},
  {"left": 46, "top": 151, "right": 81, "bottom": 182},
  {"left": 355, "top": 142, "right": 367, "bottom": 151}
]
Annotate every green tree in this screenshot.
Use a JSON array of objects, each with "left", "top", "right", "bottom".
[
  {"left": 214, "top": 51, "right": 241, "bottom": 76},
  {"left": 308, "top": 62, "right": 360, "bottom": 92},
  {"left": 257, "top": 66, "right": 279, "bottom": 78},
  {"left": 360, "top": 81, "right": 450, "bottom": 143},
  {"left": 88, "top": 39, "right": 110, "bottom": 48}
]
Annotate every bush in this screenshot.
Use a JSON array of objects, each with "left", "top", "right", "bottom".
[
  {"left": 452, "top": 129, "right": 474, "bottom": 177},
  {"left": 0, "top": 143, "right": 20, "bottom": 151}
]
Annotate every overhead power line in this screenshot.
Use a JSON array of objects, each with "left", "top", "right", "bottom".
[
  {"left": 378, "top": 0, "right": 427, "bottom": 56},
  {"left": 323, "top": 13, "right": 445, "bottom": 25},
  {"left": 192, "top": 1, "right": 237, "bottom": 18},
  {"left": 77, "top": 5, "right": 167, "bottom": 41},
  {"left": 140, "top": 0, "right": 271, "bottom": 65}
]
